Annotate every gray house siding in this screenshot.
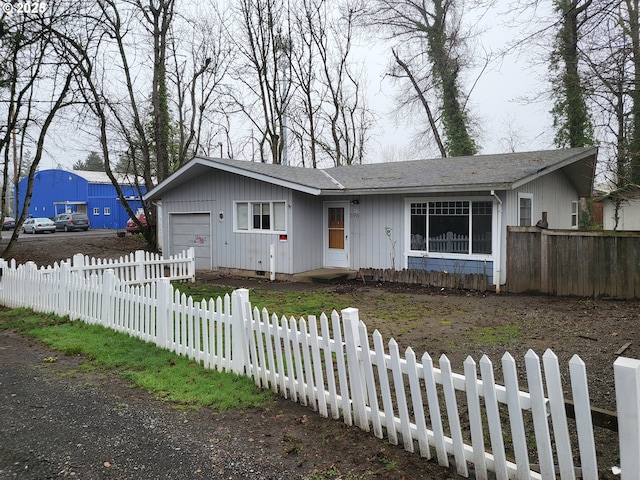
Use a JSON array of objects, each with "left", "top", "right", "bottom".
[
  {"left": 506, "top": 171, "right": 579, "bottom": 229},
  {"left": 342, "top": 194, "right": 404, "bottom": 270},
  {"left": 291, "top": 191, "right": 324, "bottom": 273},
  {"left": 160, "top": 169, "right": 298, "bottom": 273}
]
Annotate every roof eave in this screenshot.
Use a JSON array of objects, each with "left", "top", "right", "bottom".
[
  {"left": 319, "top": 183, "right": 512, "bottom": 196},
  {"left": 144, "top": 158, "right": 322, "bottom": 201},
  {"left": 511, "top": 146, "right": 598, "bottom": 193}
]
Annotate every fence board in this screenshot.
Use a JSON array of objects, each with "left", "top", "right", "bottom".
[
  {"left": 543, "top": 350, "right": 576, "bottom": 479},
  {"left": 524, "top": 351, "right": 555, "bottom": 479},
  {"left": 506, "top": 228, "right": 640, "bottom": 299}
]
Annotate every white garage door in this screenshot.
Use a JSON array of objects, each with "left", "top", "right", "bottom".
[{"left": 170, "top": 213, "right": 212, "bottom": 270}]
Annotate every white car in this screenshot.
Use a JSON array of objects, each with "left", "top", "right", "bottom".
[{"left": 23, "top": 217, "right": 56, "bottom": 234}]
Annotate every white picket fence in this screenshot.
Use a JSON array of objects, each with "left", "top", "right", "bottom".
[
  {"left": 1, "top": 247, "right": 195, "bottom": 290},
  {"left": 1, "top": 259, "right": 639, "bottom": 480}
]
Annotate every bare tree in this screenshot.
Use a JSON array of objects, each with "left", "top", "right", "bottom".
[
  {"left": 287, "top": 0, "right": 373, "bottom": 167},
  {"left": 0, "top": 3, "right": 82, "bottom": 256},
  {"left": 169, "top": 10, "right": 234, "bottom": 166},
  {"left": 51, "top": 1, "right": 233, "bottom": 245},
  {"left": 232, "top": 0, "right": 293, "bottom": 164},
  {"left": 367, "top": 0, "right": 479, "bottom": 157}
]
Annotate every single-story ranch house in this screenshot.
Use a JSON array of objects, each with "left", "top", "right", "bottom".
[
  {"left": 16, "top": 169, "right": 146, "bottom": 230},
  {"left": 144, "top": 147, "right": 597, "bottom": 289}
]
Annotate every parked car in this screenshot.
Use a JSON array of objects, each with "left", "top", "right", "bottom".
[
  {"left": 126, "top": 213, "right": 147, "bottom": 233},
  {"left": 2, "top": 217, "right": 16, "bottom": 230},
  {"left": 23, "top": 217, "right": 56, "bottom": 234},
  {"left": 53, "top": 213, "right": 90, "bottom": 232}
]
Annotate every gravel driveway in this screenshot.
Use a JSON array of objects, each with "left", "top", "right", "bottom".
[{"left": 0, "top": 329, "right": 458, "bottom": 480}]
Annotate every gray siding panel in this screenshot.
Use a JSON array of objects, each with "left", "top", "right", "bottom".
[
  {"left": 344, "top": 194, "right": 404, "bottom": 270},
  {"left": 506, "top": 171, "right": 579, "bottom": 229},
  {"left": 291, "top": 192, "right": 323, "bottom": 272},
  {"left": 161, "top": 170, "right": 298, "bottom": 274}
]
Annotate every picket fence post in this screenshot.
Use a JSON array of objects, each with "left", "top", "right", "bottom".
[
  {"left": 231, "top": 288, "right": 249, "bottom": 375},
  {"left": 614, "top": 357, "right": 640, "bottom": 479},
  {"left": 187, "top": 247, "right": 196, "bottom": 283},
  {"left": 72, "top": 253, "right": 85, "bottom": 272},
  {"left": 58, "top": 262, "right": 71, "bottom": 317},
  {"left": 135, "top": 250, "right": 145, "bottom": 283},
  {"left": 155, "top": 278, "right": 172, "bottom": 349},
  {"left": 342, "top": 307, "right": 369, "bottom": 431},
  {"left": 100, "top": 270, "right": 115, "bottom": 328}
]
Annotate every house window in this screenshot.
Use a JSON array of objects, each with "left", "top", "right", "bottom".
[
  {"left": 571, "top": 201, "right": 578, "bottom": 228},
  {"left": 235, "top": 201, "right": 286, "bottom": 233},
  {"left": 104, "top": 207, "right": 111, "bottom": 216},
  {"left": 93, "top": 208, "right": 100, "bottom": 215},
  {"left": 409, "top": 200, "right": 492, "bottom": 255},
  {"left": 519, "top": 194, "right": 533, "bottom": 226}
]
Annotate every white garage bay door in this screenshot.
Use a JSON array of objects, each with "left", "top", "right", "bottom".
[{"left": 170, "top": 213, "right": 212, "bottom": 270}]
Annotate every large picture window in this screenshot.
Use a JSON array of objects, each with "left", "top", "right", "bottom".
[
  {"left": 235, "top": 201, "right": 286, "bottom": 233},
  {"left": 410, "top": 200, "right": 492, "bottom": 255}
]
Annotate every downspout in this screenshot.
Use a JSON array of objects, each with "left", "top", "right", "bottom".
[{"left": 491, "top": 190, "right": 503, "bottom": 293}]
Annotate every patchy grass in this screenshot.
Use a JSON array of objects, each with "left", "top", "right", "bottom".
[
  {"left": 467, "top": 324, "right": 522, "bottom": 345},
  {"left": 174, "top": 284, "right": 352, "bottom": 319}
]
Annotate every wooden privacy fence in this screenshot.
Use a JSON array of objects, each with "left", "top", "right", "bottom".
[
  {"left": 506, "top": 227, "right": 640, "bottom": 298},
  {"left": 3, "top": 258, "right": 640, "bottom": 479}
]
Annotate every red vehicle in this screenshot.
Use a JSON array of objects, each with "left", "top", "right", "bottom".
[{"left": 126, "top": 213, "right": 147, "bottom": 233}]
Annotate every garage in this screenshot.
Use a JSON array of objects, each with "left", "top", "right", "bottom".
[{"left": 169, "top": 213, "right": 212, "bottom": 270}]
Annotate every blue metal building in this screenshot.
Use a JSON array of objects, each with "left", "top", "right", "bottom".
[{"left": 16, "top": 169, "right": 146, "bottom": 230}]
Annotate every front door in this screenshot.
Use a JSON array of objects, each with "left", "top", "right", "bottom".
[{"left": 324, "top": 202, "right": 349, "bottom": 268}]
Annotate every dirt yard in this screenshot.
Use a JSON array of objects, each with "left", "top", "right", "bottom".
[{"left": 2, "top": 233, "right": 638, "bottom": 478}]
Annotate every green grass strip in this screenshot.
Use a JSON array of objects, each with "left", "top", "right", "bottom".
[{"left": 0, "top": 308, "right": 273, "bottom": 411}]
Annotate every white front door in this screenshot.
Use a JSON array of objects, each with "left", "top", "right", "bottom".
[{"left": 324, "top": 202, "right": 349, "bottom": 268}]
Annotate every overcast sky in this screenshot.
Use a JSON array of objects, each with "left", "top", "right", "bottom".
[{"left": 39, "top": 0, "right": 558, "bottom": 171}]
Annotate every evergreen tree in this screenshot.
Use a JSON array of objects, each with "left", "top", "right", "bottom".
[{"left": 73, "top": 151, "right": 104, "bottom": 171}]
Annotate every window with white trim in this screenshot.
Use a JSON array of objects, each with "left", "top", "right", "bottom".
[
  {"left": 571, "top": 200, "right": 578, "bottom": 228},
  {"left": 518, "top": 193, "right": 533, "bottom": 227},
  {"left": 235, "top": 201, "right": 286, "bottom": 233},
  {"left": 104, "top": 207, "right": 111, "bottom": 216},
  {"left": 409, "top": 200, "right": 492, "bottom": 255},
  {"left": 93, "top": 207, "right": 100, "bottom": 215}
]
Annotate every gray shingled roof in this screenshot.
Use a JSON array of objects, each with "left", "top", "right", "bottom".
[{"left": 145, "top": 147, "right": 597, "bottom": 200}]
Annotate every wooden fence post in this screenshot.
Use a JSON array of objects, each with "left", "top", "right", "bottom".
[
  {"left": 615, "top": 357, "right": 640, "bottom": 479},
  {"left": 231, "top": 288, "right": 250, "bottom": 375},
  {"left": 342, "top": 307, "right": 369, "bottom": 431},
  {"left": 540, "top": 229, "right": 549, "bottom": 294},
  {"left": 155, "top": 278, "right": 172, "bottom": 349}
]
